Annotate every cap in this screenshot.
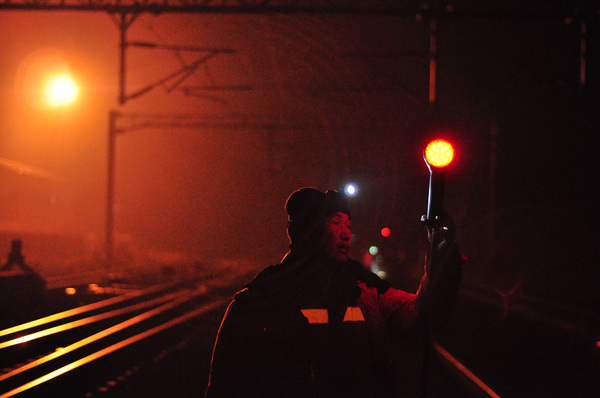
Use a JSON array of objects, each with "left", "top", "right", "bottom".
[{"left": 285, "top": 187, "right": 350, "bottom": 248}]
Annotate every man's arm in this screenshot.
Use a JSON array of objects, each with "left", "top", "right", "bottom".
[{"left": 379, "top": 214, "right": 465, "bottom": 337}]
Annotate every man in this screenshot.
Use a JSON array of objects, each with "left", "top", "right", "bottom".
[{"left": 205, "top": 187, "right": 464, "bottom": 398}]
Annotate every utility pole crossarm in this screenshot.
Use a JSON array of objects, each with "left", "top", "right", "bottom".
[
  {"left": 0, "top": 0, "right": 424, "bottom": 14},
  {"left": 0, "top": 0, "right": 594, "bottom": 18}
]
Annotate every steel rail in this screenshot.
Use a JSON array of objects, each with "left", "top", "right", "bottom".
[
  {"left": 0, "top": 296, "right": 229, "bottom": 397},
  {"left": 0, "top": 282, "right": 178, "bottom": 338},
  {"left": 433, "top": 343, "right": 502, "bottom": 398},
  {"left": 0, "top": 285, "right": 208, "bottom": 385},
  {"left": 0, "top": 288, "right": 193, "bottom": 350}
]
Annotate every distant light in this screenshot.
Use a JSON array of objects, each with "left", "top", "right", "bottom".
[
  {"left": 425, "top": 139, "right": 454, "bottom": 167},
  {"left": 45, "top": 74, "right": 78, "bottom": 107},
  {"left": 88, "top": 283, "right": 105, "bottom": 294},
  {"left": 344, "top": 184, "right": 357, "bottom": 196},
  {"left": 65, "top": 287, "right": 77, "bottom": 295},
  {"left": 369, "top": 246, "right": 379, "bottom": 255},
  {"left": 381, "top": 227, "right": 391, "bottom": 237}
]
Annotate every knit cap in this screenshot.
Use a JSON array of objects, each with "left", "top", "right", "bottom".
[{"left": 285, "top": 187, "right": 350, "bottom": 248}]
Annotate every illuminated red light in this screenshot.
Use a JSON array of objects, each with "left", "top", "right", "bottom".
[
  {"left": 381, "top": 227, "right": 391, "bottom": 237},
  {"left": 425, "top": 139, "right": 454, "bottom": 167}
]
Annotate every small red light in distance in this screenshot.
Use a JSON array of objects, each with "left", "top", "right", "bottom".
[
  {"left": 381, "top": 227, "right": 391, "bottom": 237},
  {"left": 425, "top": 139, "right": 454, "bottom": 167}
]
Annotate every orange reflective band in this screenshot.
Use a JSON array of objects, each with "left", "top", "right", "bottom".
[
  {"left": 301, "top": 309, "right": 329, "bottom": 324},
  {"left": 301, "top": 307, "right": 365, "bottom": 324},
  {"left": 343, "top": 307, "right": 365, "bottom": 322}
]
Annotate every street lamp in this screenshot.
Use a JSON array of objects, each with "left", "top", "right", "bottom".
[
  {"left": 44, "top": 74, "right": 79, "bottom": 107},
  {"left": 16, "top": 49, "right": 79, "bottom": 110}
]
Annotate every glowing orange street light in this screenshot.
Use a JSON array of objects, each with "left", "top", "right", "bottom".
[
  {"left": 44, "top": 74, "right": 79, "bottom": 107},
  {"left": 422, "top": 139, "right": 455, "bottom": 227}
]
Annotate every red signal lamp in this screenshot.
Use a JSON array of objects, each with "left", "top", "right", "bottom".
[
  {"left": 424, "top": 139, "right": 454, "bottom": 168},
  {"left": 422, "top": 139, "right": 455, "bottom": 227}
]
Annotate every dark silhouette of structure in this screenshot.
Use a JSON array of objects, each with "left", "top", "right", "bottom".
[{"left": 0, "top": 240, "right": 47, "bottom": 326}]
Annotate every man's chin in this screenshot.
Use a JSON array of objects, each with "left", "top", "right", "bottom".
[{"left": 332, "top": 253, "right": 349, "bottom": 263}]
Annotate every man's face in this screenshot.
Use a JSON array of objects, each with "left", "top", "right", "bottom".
[{"left": 323, "top": 212, "right": 352, "bottom": 262}]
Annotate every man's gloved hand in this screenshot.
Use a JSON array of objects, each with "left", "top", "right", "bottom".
[{"left": 428, "top": 211, "right": 456, "bottom": 252}]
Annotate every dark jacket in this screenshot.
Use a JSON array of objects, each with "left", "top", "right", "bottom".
[{"left": 205, "top": 246, "right": 463, "bottom": 398}]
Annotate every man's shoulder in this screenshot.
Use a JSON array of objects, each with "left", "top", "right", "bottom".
[{"left": 233, "top": 263, "right": 293, "bottom": 303}]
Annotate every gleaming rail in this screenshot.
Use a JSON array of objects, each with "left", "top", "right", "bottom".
[{"left": 0, "top": 281, "right": 230, "bottom": 397}]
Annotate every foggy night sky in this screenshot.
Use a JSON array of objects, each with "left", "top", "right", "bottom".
[{"left": 0, "top": 8, "right": 598, "bottom": 308}]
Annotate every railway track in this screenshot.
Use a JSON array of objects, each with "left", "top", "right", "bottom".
[
  {"left": 0, "top": 280, "right": 232, "bottom": 397},
  {"left": 6, "top": 272, "right": 593, "bottom": 398}
]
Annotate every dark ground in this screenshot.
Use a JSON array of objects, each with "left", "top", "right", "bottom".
[{"left": 2, "top": 281, "right": 598, "bottom": 398}]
